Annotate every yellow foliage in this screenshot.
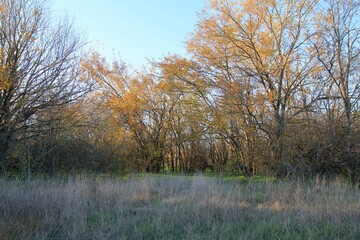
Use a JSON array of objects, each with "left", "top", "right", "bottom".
[{"left": 0, "top": 66, "right": 10, "bottom": 91}]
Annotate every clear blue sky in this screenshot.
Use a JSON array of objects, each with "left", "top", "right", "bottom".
[{"left": 52, "top": 0, "right": 205, "bottom": 68}]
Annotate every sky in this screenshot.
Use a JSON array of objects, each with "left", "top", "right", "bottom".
[{"left": 51, "top": 0, "right": 205, "bottom": 68}]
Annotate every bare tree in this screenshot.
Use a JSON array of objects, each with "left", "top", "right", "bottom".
[
  {"left": 0, "top": 0, "right": 86, "bottom": 175},
  {"left": 314, "top": 0, "right": 360, "bottom": 183}
]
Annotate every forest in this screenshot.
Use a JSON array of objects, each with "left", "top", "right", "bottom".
[{"left": 0, "top": 0, "right": 359, "bottom": 183}]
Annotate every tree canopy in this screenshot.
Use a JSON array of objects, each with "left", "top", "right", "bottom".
[{"left": 1, "top": 0, "right": 359, "bottom": 183}]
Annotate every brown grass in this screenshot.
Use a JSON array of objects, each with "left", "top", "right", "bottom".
[{"left": 0, "top": 175, "right": 359, "bottom": 239}]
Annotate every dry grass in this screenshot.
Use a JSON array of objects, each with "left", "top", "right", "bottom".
[{"left": 0, "top": 175, "right": 359, "bottom": 239}]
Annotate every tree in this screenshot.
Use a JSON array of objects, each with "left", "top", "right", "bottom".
[
  {"left": 314, "top": 0, "right": 360, "bottom": 183},
  {"left": 0, "top": 0, "right": 86, "bottom": 175},
  {"left": 186, "top": 0, "right": 321, "bottom": 177},
  {"left": 82, "top": 52, "right": 179, "bottom": 173},
  {"left": 157, "top": 56, "right": 210, "bottom": 172}
]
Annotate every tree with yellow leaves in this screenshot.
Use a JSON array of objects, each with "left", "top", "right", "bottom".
[
  {"left": 82, "top": 52, "right": 181, "bottom": 172},
  {"left": 186, "top": 0, "right": 321, "bottom": 177}
]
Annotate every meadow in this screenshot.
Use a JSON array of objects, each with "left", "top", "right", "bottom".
[{"left": 0, "top": 175, "right": 359, "bottom": 240}]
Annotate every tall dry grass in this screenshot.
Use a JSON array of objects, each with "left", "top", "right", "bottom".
[{"left": 0, "top": 175, "right": 359, "bottom": 239}]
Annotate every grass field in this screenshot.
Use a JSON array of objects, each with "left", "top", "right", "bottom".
[{"left": 0, "top": 175, "right": 359, "bottom": 239}]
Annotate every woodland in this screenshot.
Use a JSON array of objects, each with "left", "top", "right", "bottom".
[{"left": 0, "top": 0, "right": 359, "bottom": 183}]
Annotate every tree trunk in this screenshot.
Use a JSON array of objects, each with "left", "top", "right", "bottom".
[
  {"left": 273, "top": 110, "right": 287, "bottom": 178},
  {"left": 0, "top": 127, "right": 12, "bottom": 177}
]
